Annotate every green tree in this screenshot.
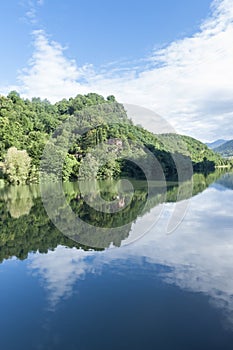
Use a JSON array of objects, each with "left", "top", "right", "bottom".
[{"left": 3, "top": 147, "right": 31, "bottom": 184}]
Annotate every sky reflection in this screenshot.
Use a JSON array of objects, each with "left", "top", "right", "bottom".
[{"left": 28, "top": 183, "right": 233, "bottom": 328}]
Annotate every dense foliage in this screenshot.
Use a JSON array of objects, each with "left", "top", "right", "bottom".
[{"left": 0, "top": 91, "right": 229, "bottom": 184}]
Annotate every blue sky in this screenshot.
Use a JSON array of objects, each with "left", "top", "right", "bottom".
[
  {"left": 1, "top": 0, "right": 212, "bottom": 83},
  {"left": 1, "top": 0, "right": 233, "bottom": 141}
]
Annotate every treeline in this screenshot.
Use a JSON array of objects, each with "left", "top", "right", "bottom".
[
  {"left": 0, "top": 91, "right": 230, "bottom": 184},
  {"left": 0, "top": 91, "right": 125, "bottom": 183}
]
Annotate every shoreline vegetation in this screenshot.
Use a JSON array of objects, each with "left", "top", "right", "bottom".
[{"left": 0, "top": 91, "right": 232, "bottom": 185}]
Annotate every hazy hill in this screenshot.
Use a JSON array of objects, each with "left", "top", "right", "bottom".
[
  {"left": 214, "top": 140, "right": 233, "bottom": 157},
  {"left": 206, "top": 139, "right": 227, "bottom": 149}
]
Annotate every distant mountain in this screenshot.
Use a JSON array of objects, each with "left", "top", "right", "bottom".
[
  {"left": 214, "top": 140, "right": 233, "bottom": 157},
  {"left": 206, "top": 139, "right": 227, "bottom": 149}
]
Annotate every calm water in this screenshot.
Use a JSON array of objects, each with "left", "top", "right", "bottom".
[{"left": 0, "top": 172, "right": 233, "bottom": 350}]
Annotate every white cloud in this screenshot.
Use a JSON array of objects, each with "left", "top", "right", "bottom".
[
  {"left": 18, "top": 29, "right": 93, "bottom": 100},
  {"left": 2, "top": 0, "right": 233, "bottom": 141},
  {"left": 25, "top": 8, "right": 37, "bottom": 24},
  {"left": 22, "top": 0, "right": 44, "bottom": 24}
]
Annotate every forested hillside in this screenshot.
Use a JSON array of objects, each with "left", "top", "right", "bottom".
[{"left": 0, "top": 91, "right": 229, "bottom": 184}]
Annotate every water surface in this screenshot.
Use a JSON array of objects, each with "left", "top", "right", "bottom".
[{"left": 0, "top": 172, "right": 233, "bottom": 349}]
